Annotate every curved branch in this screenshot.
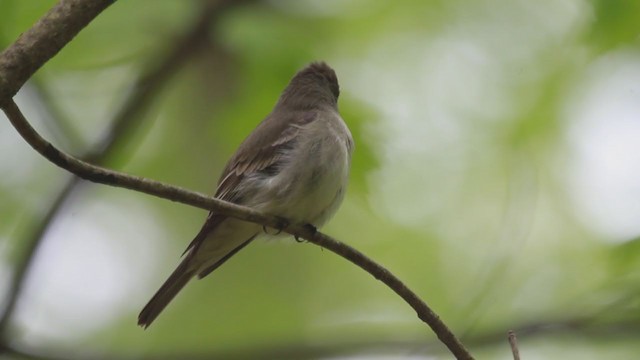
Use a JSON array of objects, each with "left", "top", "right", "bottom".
[
  {"left": 0, "top": 0, "right": 473, "bottom": 358},
  {"left": 0, "top": 99, "right": 475, "bottom": 359},
  {"left": 0, "top": 0, "right": 241, "bottom": 337}
]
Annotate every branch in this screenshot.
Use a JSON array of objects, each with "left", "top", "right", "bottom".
[
  {"left": 0, "top": 98, "right": 475, "bottom": 359},
  {"left": 508, "top": 330, "right": 520, "bottom": 360},
  {"left": 0, "top": 0, "right": 472, "bottom": 358},
  {"left": 0, "top": 0, "right": 240, "bottom": 337}
]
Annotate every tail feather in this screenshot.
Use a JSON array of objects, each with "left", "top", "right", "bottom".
[
  {"left": 197, "top": 235, "right": 256, "bottom": 279},
  {"left": 138, "top": 255, "right": 196, "bottom": 328},
  {"left": 138, "top": 219, "right": 259, "bottom": 328}
]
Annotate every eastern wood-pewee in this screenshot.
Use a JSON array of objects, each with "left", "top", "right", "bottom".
[{"left": 138, "top": 62, "right": 353, "bottom": 328}]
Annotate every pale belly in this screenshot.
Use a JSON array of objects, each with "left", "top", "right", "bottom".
[{"left": 251, "top": 117, "right": 352, "bottom": 227}]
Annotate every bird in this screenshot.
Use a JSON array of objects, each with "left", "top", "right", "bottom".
[{"left": 138, "top": 62, "right": 354, "bottom": 328}]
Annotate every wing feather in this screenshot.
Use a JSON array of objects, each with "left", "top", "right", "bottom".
[{"left": 183, "top": 110, "right": 317, "bottom": 254}]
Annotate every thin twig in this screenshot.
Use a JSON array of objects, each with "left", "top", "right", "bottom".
[
  {"left": 508, "top": 330, "right": 520, "bottom": 360},
  {"left": 0, "top": 98, "right": 475, "bottom": 359}
]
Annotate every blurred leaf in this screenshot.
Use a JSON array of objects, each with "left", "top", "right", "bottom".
[{"left": 589, "top": 0, "right": 640, "bottom": 51}]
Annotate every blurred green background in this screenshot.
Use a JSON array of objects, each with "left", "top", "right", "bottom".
[{"left": 1, "top": 0, "right": 640, "bottom": 359}]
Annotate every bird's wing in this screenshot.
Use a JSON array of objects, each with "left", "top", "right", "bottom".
[{"left": 183, "top": 110, "right": 317, "bottom": 255}]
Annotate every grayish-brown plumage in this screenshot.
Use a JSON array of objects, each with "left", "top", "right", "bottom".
[{"left": 138, "top": 62, "right": 353, "bottom": 328}]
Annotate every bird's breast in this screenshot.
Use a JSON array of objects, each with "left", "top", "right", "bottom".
[{"left": 262, "top": 111, "right": 353, "bottom": 226}]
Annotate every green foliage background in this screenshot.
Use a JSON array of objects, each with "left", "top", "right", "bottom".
[{"left": 1, "top": 0, "right": 639, "bottom": 359}]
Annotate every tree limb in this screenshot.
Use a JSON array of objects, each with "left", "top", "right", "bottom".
[{"left": 0, "top": 0, "right": 241, "bottom": 338}]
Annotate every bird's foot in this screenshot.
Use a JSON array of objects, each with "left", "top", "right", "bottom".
[
  {"left": 263, "top": 216, "right": 290, "bottom": 236},
  {"left": 294, "top": 223, "right": 317, "bottom": 243}
]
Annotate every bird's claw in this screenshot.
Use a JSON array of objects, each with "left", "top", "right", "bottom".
[
  {"left": 294, "top": 224, "right": 317, "bottom": 243},
  {"left": 262, "top": 225, "right": 283, "bottom": 235},
  {"left": 263, "top": 217, "right": 289, "bottom": 235}
]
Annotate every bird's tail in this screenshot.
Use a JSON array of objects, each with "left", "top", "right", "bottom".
[{"left": 138, "top": 254, "right": 196, "bottom": 328}]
